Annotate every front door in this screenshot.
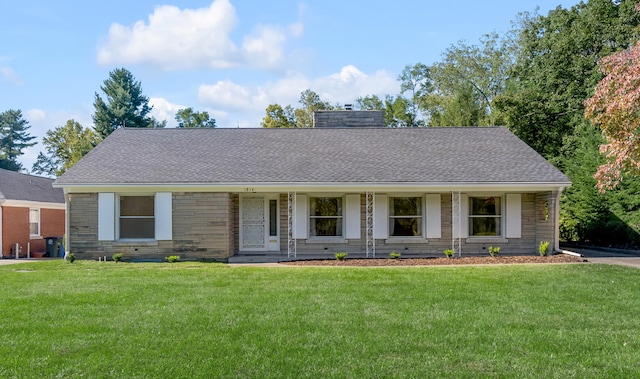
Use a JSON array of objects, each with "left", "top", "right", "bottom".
[{"left": 240, "top": 195, "right": 279, "bottom": 251}]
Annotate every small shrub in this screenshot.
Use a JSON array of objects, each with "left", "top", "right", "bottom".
[
  {"left": 112, "top": 253, "right": 124, "bottom": 263},
  {"left": 166, "top": 255, "right": 181, "bottom": 263},
  {"left": 488, "top": 246, "right": 501, "bottom": 257},
  {"left": 66, "top": 252, "right": 76, "bottom": 263},
  {"left": 443, "top": 249, "right": 455, "bottom": 258},
  {"left": 390, "top": 251, "right": 401, "bottom": 259},
  {"left": 335, "top": 252, "right": 348, "bottom": 261},
  {"left": 539, "top": 241, "right": 550, "bottom": 257}
]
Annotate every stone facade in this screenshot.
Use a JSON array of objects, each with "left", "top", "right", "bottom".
[
  {"left": 68, "top": 192, "right": 236, "bottom": 261},
  {"left": 67, "top": 190, "right": 559, "bottom": 261}
]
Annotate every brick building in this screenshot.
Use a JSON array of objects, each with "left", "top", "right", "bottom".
[{"left": 0, "top": 169, "right": 65, "bottom": 258}]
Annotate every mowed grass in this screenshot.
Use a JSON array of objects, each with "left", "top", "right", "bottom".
[{"left": 1, "top": 261, "right": 639, "bottom": 378}]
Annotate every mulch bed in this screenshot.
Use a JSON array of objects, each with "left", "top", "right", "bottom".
[{"left": 280, "top": 254, "right": 585, "bottom": 266}]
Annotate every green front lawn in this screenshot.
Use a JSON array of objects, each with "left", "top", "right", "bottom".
[{"left": 1, "top": 261, "right": 639, "bottom": 378}]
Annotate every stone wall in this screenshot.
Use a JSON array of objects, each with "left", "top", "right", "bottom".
[{"left": 68, "top": 192, "right": 234, "bottom": 261}]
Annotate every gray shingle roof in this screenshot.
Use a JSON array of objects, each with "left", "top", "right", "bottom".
[
  {"left": 0, "top": 169, "right": 64, "bottom": 203},
  {"left": 55, "top": 126, "right": 570, "bottom": 185}
]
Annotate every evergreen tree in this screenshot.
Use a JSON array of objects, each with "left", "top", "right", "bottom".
[
  {"left": 0, "top": 109, "right": 36, "bottom": 171},
  {"left": 93, "top": 68, "right": 154, "bottom": 138}
]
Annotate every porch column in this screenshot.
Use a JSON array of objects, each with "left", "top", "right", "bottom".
[
  {"left": 287, "top": 192, "right": 296, "bottom": 258},
  {"left": 366, "top": 192, "right": 375, "bottom": 257},
  {"left": 451, "top": 191, "right": 462, "bottom": 257}
]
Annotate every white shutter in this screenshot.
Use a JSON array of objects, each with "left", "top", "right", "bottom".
[
  {"left": 425, "top": 194, "right": 441, "bottom": 239},
  {"left": 453, "top": 194, "right": 468, "bottom": 238},
  {"left": 505, "top": 194, "right": 522, "bottom": 238},
  {"left": 155, "top": 192, "right": 173, "bottom": 240},
  {"left": 98, "top": 193, "right": 115, "bottom": 241},
  {"left": 294, "top": 194, "right": 308, "bottom": 239},
  {"left": 345, "top": 194, "right": 361, "bottom": 239},
  {"left": 374, "top": 194, "right": 388, "bottom": 239}
]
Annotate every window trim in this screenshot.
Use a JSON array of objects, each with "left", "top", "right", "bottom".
[
  {"left": 308, "top": 194, "right": 345, "bottom": 239},
  {"left": 116, "top": 194, "right": 156, "bottom": 241},
  {"left": 29, "top": 208, "right": 40, "bottom": 238},
  {"left": 468, "top": 195, "right": 503, "bottom": 238},
  {"left": 388, "top": 195, "right": 424, "bottom": 238}
]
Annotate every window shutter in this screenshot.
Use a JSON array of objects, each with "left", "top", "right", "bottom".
[
  {"left": 155, "top": 192, "right": 173, "bottom": 240},
  {"left": 506, "top": 194, "right": 522, "bottom": 238},
  {"left": 374, "top": 194, "right": 388, "bottom": 239},
  {"left": 425, "top": 194, "right": 441, "bottom": 239},
  {"left": 98, "top": 193, "right": 115, "bottom": 241},
  {"left": 294, "top": 194, "right": 308, "bottom": 239},
  {"left": 345, "top": 194, "right": 361, "bottom": 239},
  {"left": 453, "top": 194, "right": 468, "bottom": 238}
]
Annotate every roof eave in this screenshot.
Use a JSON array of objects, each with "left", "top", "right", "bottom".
[{"left": 55, "top": 181, "right": 571, "bottom": 194}]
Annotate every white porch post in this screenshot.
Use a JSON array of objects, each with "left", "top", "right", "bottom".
[
  {"left": 452, "top": 191, "right": 462, "bottom": 257},
  {"left": 366, "top": 191, "right": 375, "bottom": 258},
  {"left": 287, "top": 192, "right": 296, "bottom": 258}
]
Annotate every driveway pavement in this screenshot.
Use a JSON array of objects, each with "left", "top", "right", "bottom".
[{"left": 562, "top": 247, "right": 640, "bottom": 269}]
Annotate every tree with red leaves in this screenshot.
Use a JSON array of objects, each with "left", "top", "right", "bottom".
[{"left": 585, "top": 38, "right": 640, "bottom": 192}]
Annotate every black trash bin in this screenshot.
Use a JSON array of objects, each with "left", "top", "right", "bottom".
[{"left": 45, "top": 237, "right": 63, "bottom": 258}]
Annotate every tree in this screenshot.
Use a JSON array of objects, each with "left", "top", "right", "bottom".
[
  {"left": 295, "top": 89, "right": 334, "bottom": 128},
  {"left": 398, "top": 63, "right": 431, "bottom": 127},
  {"left": 426, "top": 33, "right": 513, "bottom": 126},
  {"left": 261, "top": 104, "right": 296, "bottom": 128},
  {"left": 428, "top": 83, "right": 485, "bottom": 126},
  {"left": 31, "top": 119, "right": 100, "bottom": 177},
  {"left": 260, "top": 89, "right": 334, "bottom": 128},
  {"left": 93, "top": 68, "right": 155, "bottom": 138},
  {"left": 584, "top": 39, "right": 640, "bottom": 192},
  {"left": 175, "top": 108, "right": 216, "bottom": 128},
  {"left": 494, "top": 0, "right": 640, "bottom": 158},
  {"left": 384, "top": 95, "right": 413, "bottom": 128},
  {"left": 354, "top": 95, "right": 384, "bottom": 111},
  {"left": 0, "top": 109, "right": 36, "bottom": 171}
]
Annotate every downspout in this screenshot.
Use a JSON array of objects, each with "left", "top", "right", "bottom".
[
  {"left": 64, "top": 192, "right": 70, "bottom": 259},
  {"left": 0, "top": 203, "right": 3, "bottom": 258},
  {"left": 552, "top": 186, "right": 583, "bottom": 257}
]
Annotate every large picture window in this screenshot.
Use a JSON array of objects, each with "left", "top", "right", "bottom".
[
  {"left": 309, "top": 197, "right": 343, "bottom": 237},
  {"left": 469, "top": 196, "right": 502, "bottom": 236},
  {"left": 389, "top": 197, "right": 422, "bottom": 237},
  {"left": 29, "top": 208, "right": 40, "bottom": 237},
  {"left": 120, "top": 196, "right": 155, "bottom": 239}
]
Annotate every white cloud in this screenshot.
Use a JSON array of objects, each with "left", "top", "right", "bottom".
[
  {"left": 97, "top": 0, "right": 302, "bottom": 70},
  {"left": 0, "top": 66, "right": 24, "bottom": 86},
  {"left": 199, "top": 65, "right": 398, "bottom": 111},
  {"left": 149, "top": 97, "right": 186, "bottom": 127},
  {"left": 198, "top": 65, "right": 399, "bottom": 128},
  {"left": 198, "top": 81, "right": 268, "bottom": 112}
]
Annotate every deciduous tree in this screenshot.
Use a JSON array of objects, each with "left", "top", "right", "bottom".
[
  {"left": 585, "top": 39, "right": 640, "bottom": 191},
  {"left": 175, "top": 108, "right": 216, "bottom": 128},
  {"left": 32, "top": 119, "right": 100, "bottom": 176}
]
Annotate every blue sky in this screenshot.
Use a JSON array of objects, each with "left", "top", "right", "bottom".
[{"left": 1, "top": 0, "right": 575, "bottom": 171}]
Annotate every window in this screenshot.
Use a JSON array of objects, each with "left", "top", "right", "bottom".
[
  {"left": 309, "top": 197, "right": 342, "bottom": 237},
  {"left": 389, "top": 197, "right": 422, "bottom": 237},
  {"left": 29, "top": 208, "right": 40, "bottom": 237},
  {"left": 119, "top": 196, "right": 154, "bottom": 239},
  {"left": 469, "top": 196, "right": 502, "bottom": 236}
]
